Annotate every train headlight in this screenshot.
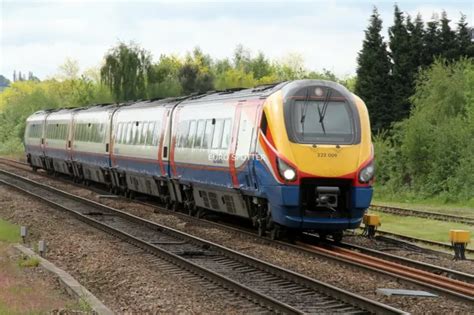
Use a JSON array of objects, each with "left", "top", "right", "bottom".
[
  {"left": 277, "top": 158, "right": 297, "bottom": 182},
  {"left": 359, "top": 161, "right": 375, "bottom": 183}
]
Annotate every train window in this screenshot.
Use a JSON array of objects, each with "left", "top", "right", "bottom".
[
  {"left": 188, "top": 120, "right": 197, "bottom": 148},
  {"left": 202, "top": 119, "right": 213, "bottom": 149},
  {"left": 120, "top": 123, "right": 125, "bottom": 144},
  {"left": 90, "top": 124, "right": 96, "bottom": 142},
  {"left": 125, "top": 122, "right": 131, "bottom": 144},
  {"left": 79, "top": 124, "right": 85, "bottom": 141},
  {"left": 152, "top": 122, "right": 160, "bottom": 146},
  {"left": 177, "top": 121, "right": 189, "bottom": 148},
  {"left": 141, "top": 122, "right": 148, "bottom": 145},
  {"left": 85, "top": 124, "right": 91, "bottom": 142},
  {"left": 221, "top": 119, "right": 232, "bottom": 149},
  {"left": 133, "top": 121, "right": 143, "bottom": 145},
  {"left": 195, "top": 120, "right": 205, "bottom": 148},
  {"left": 116, "top": 123, "right": 122, "bottom": 144},
  {"left": 211, "top": 119, "right": 224, "bottom": 149},
  {"left": 146, "top": 122, "right": 153, "bottom": 146}
]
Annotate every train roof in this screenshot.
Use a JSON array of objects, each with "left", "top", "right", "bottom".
[{"left": 27, "top": 80, "right": 334, "bottom": 120}]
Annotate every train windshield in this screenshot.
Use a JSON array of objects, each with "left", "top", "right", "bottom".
[{"left": 292, "top": 100, "right": 355, "bottom": 144}]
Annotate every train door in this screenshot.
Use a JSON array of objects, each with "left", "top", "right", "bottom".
[{"left": 231, "top": 101, "right": 261, "bottom": 190}]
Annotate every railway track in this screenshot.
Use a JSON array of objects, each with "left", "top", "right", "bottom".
[
  {"left": 296, "top": 240, "right": 474, "bottom": 300},
  {"left": 373, "top": 230, "right": 474, "bottom": 255},
  {"left": 0, "top": 169, "right": 405, "bottom": 314},
  {"left": 370, "top": 204, "right": 474, "bottom": 226},
  {"left": 1, "top": 158, "right": 473, "bottom": 303}
]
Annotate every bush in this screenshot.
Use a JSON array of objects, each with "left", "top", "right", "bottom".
[{"left": 374, "top": 59, "right": 474, "bottom": 203}]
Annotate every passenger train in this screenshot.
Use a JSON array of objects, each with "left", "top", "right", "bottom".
[{"left": 24, "top": 80, "right": 374, "bottom": 240}]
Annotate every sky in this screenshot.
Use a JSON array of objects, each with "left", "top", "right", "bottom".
[{"left": 1, "top": 0, "right": 473, "bottom": 81}]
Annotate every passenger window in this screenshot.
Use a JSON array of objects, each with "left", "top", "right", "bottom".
[
  {"left": 195, "top": 120, "right": 205, "bottom": 148},
  {"left": 221, "top": 119, "right": 232, "bottom": 149},
  {"left": 141, "top": 122, "right": 148, "bottom": 145},
  {"left": 147, "top": 122, "right": 154, "bottom": 146},
  {"left": 212, "top": 119, "right": 224, "bottom": 149},
  {"left": 178, "top": 121, "right": 189, "bottom": 148},
  {"left": 116, "top": 123, "right": 122, "bottom": 144},
  {"left": 125, "top": 122, "right": 132, "bottom": 144},
  {"left": 152, "top": 122, "right": 160, "bottom": 146},
  {"left": 188, "top": 120, "right": 197, "bottom": 148},
  {"left": 122, "top": 123, "right": 127, "bottom": 144},
  {"left": 202, "top": 119, "right": 213, "bottom": 149}
]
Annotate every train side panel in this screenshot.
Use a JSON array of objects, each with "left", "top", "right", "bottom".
[
  {"left": 43, "top": 110, "right": 74, "bottom": 175},
  {"left": 110, "top": 101, "right": 167, "bottom": 197},
  {"left": 71, "top": 108, "right": 112, "bottom": 184}
]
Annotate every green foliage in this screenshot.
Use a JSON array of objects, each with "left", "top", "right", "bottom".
[
  {"left": 355, "top": 7, "right": 393, "bottom": 133},
  {"left": 0, "top": 218, "right": 19, "bottom": 243},
  {"left": 374, "top": 59, "right": 474, "bottom": 203},
  {"left": 100, "top": 42, "right": 152, "bottom": 101},
  {"left": 147, "top": 55, "right": 183, "bottom": 98},
  {"left": 0, "top": 67, "right": 113, "bottom": 154},
  {"left": 456, "top": 14, "right": 474, "bottom": 58},
  {"left": 389, "top": 5, "right": 415, "bottom": 121},
  {"left": 178, "top": 47, "right": 214, "bottom": 94},
  {"left": 18, "top": 256, "right": 40, "bottom": 268}
]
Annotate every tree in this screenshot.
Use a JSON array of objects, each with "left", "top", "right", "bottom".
[
  {"left": 233, "top": 44, "right": 252, "bottom": 72},
  {"left": 355, "top": 7, "right": 393, "bottom": 132},
  {"left": 58, "top": 58, "right": 80, "bottom": 80},
  {"left": 275, "top": 52, "right": 307, "bottom": 80},
  {"left": 248, "top": 52, "right": 272, "bottom": 80},
  {"left": 389, "top": 5, "right": 413, "bottom": 120},
  {"left": 422, "top": 15, "right": 441, "bottom": 66},
  {"left": 406, "top": 14, "right": 425, "bottom": 69},
  {"left": 147, "top": 54, "right": 182, "bottom": 98},
  {"left": 178, "top": 47, "right": 214, "bottom": 94},
  {"left": 100, "top": 42, "right": 152, "bottom": 102},
  {"left": 438, "top": 11, "right": 458, "bottom": 60},
  {"left": 456, "top": 14, "right": 474, "bottom": 58}
]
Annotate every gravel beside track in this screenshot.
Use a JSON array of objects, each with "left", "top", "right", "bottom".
[
  {"left": 0, "top": 186, "right": 257, "bottom": 314},
  {"left": 1, "top": 162, "right": 474, "bottom": 313}
]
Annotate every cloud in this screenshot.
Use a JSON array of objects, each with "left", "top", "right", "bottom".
[{"left": 1, "top": 1, "right": 472, "bottom": 81}]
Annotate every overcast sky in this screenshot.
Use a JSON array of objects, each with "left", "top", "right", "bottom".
[{"left": 1, "top": 0, "right": 473, "bottom": 81}]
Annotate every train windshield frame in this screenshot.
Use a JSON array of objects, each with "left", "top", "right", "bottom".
[
  {"left": 282, "top": 82, "right": 361, "bottom": 145},
  {"left": 292, "top": 100, "right": 355, "bottom": 144}
]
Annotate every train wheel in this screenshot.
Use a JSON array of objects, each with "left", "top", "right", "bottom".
[
  {"left": 257, "top": 219, "right": 266, "bottom": 237},
  {"left": 332, "top": 231, "right": 343, "bottom": 243},
  {"left": 32, "top": 166, "right": 38, "bottom": 172},
  {"left": 269, "top": 224, "right": 281, "bottom": 241}
]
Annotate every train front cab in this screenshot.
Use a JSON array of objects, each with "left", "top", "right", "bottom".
[{"left": 258, "top": 80, "right": 374, "bottom": 239}]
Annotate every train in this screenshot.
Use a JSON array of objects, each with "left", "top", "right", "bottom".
[{"left": 24, "top": 80, "right": 374, "bottom": 240}]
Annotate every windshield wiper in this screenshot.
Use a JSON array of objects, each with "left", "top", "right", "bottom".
[
  {"left": 317, "top": 89, "right": 332, "bottom": 134},
  {"left": 300, "top": 88, "right": 310, "bottom": 133}
]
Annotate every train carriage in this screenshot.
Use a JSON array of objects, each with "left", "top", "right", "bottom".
[
  {"left": 109, "top": 100, "right": 170, "bottom": 198},
  {"left": 170, "top": 90, "right": 264, "bottom": 218},
  {"left": 24, "top": 80, "right": 374, "bottom": 240},
  {"left": 43, "top": 109, "right": 75, "bottom": 175},
  {"left": 25, "top": 111, "right": 49, "bottom": 170},
  {"left": 70, "top": 105, "right": 114, "bottom": 184}
]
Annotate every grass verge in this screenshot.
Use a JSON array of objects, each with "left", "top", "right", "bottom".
[
  {"left": 370, "top": 210, "right": 474, "bottom": 243},
  {"left": 372, "top": 197, "right": 474, "bottom": 217},
  {"left": 0, "top": 218, "right": 20, "bottom": 243}
]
